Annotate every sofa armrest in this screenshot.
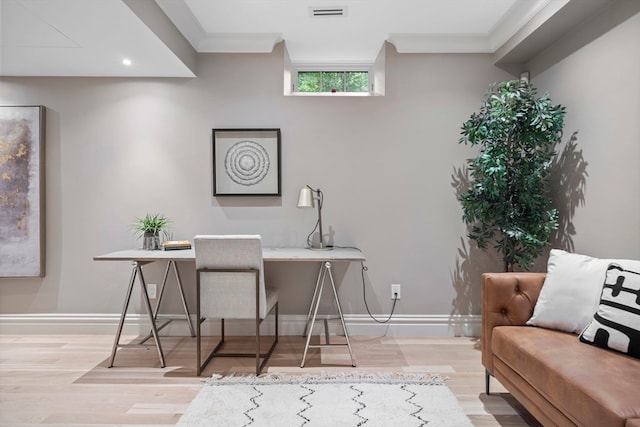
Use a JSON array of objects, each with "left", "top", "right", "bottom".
[{"left": 481, "top": 272, "right": 545, "bottom": 376}]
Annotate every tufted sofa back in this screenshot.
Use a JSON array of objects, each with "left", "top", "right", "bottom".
[{"left": 481, "top": 272, "right": 545, "bottom": 374}]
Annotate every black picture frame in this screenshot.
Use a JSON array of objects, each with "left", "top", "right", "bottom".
[{"left": 212, "top": 128, "right": 281, "bottom": 196}]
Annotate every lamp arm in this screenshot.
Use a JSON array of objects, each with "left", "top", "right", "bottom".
[
  {"left": 308, "top": 186, "right": 325, "bottom": 248},
  {"left": 317, "top": 193, "right": 324, "bottom": 248}
]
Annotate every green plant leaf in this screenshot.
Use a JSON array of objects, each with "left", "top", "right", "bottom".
[
  {"left": 131, "top": 213, "right": 171, "bottom": 239},
  {"left": 457, "top": 80, "right": 565, "bottom": 271}
]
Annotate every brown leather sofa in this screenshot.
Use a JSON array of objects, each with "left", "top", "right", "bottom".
[{"left": 482, "top": 272, "right": 640, "bottom": 427}]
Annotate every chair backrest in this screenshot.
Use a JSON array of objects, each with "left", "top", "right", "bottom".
[{"left": 194, "top": 235, "right": 267, "bottom": 319}]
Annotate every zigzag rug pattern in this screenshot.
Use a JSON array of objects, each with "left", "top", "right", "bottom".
[{"left": 177, "top": 373, "right": 472, "bottom": 427}]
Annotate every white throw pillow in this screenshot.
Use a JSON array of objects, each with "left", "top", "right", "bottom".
[{"left": 527, "top": 249, "right": 610, "bottom": 333}]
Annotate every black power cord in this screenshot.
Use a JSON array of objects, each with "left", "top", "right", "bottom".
[
  {"left": 360, "top": 262, "right": 398, "bottom": 323},
  {"left": 331, "top": 244, "right": 398, "bottom": 324}
]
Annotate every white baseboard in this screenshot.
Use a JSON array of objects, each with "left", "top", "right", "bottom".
[
  {"left": 0, "top": 313, "right": 143, "bottom": 335},
  {"left": 0, "top": 313, "right": 147, "bottom": 335},
  {"left": 345, "top": 314, "right": 480, "bottom": 337},
  {"left": 0, "top": 313, "right": 480, "bottom": 337}
]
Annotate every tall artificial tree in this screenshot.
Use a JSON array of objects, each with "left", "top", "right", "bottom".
[{"left": 459, "top": 79, "right": 566, "bottom": 272}]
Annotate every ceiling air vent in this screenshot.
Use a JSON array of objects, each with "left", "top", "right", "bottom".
[{"left": 310, "top": 6, "right": 346, "bottom": 17}]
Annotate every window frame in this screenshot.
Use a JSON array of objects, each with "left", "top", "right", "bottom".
[{"left": 292, "top": 64, "right": 373, "bottom": 95}]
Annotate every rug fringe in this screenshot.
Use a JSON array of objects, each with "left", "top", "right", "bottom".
[{"left": 207, "top": 371, "right": 445, "bottom": 386}]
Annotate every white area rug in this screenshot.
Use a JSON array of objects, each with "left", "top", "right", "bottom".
[{"left": 177, "top": 373, "right": 472, "bottom": 427}]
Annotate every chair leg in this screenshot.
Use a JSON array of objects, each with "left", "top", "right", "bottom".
[
  {"left": 485, "top": 369, "right": 491, "bottom": 395},
  {"left": 275, "top": 302, "right": 279, "bottom": 344},
  {"left": 198, "top": 306, "right": 278, "bottom": 376},
  {"left": 255, "top": 302, "right": 279, "bottom": 375},
  {"left": 197, "top": 318, "right": 225, "bottom": 376},
  {"left": 255, "top": 314, "right": 261, "bottom": 375},
  {"left": 196, "top": 274, "right": 201, "bottom": 376}
]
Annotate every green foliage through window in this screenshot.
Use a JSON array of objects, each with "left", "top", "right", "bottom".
[{"left": 297, "top": 71, "right": 369, "bottom": 93}]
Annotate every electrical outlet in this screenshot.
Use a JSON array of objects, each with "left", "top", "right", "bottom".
[
  {"left": 147, "top": 283, "right": 157, "bottom": 299},
  {"left": 391, "top": 284, "right": 401, "bottom": 300}
]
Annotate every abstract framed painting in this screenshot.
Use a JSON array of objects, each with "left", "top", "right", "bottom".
[
  {"left": 212, "top": 128, "right": 281, "bottom": 196},
  {"left": 0, "top": 106, "right": 46, "bottom": 277}
]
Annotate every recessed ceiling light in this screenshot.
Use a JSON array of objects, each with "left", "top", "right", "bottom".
[{"left": 122, "top": 58, "right": 132, "bottom": 66}]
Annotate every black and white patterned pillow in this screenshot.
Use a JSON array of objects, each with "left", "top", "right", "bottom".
[{"left": 579, "top": 262, "right": 640, "bottom": 358}]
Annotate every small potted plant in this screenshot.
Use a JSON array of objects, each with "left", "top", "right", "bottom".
[{"left": 132, "top": 213, "right": 170, "bottom": 250}]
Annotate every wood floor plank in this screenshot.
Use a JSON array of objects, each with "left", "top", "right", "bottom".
[{"left": 0, "top": 334, "right": 539, "bottom": 426}]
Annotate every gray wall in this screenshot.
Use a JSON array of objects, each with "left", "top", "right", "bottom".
[
  {"left": 0, "top": 12, "right": 638, "bottom": 332},
  {"left": 534, "top": 12, "right": 640, "bottom": 261}
]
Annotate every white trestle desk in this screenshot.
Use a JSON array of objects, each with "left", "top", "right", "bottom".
[{"left": 93, "top": 247, "right": 365, "bottom": 371}]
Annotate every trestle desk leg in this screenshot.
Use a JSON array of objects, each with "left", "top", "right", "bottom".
[
  {"left": 301, "top": 270, "right": 326, "bottom": 368},
  {"left": 326, "top": 261, "right": 356, "bottom": 367},
  {"left": 172, "top": 260, "right": 195, "bottom": 337},
  {"left": 142, "top": 260, "right": 195, "bottom": 342},
  {"left": 137, "top": 265, "right": 166, "bottom": 367},
  {"left": 152, "top": 260, "right": 172, "bottom": 319},
  {"left": 108, "top": 262, "right": 138, "bottom": 368},
  {"left": 303, "top": 264, "right": 325, "bottom": 337},
  {"left": 140, "top": 261, "right": 171, "bottom": 344}
]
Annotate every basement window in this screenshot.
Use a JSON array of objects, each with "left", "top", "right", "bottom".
[
  {"left": 296, "top": 70, "right": 370, "bottom": 93},
  {"left": 283, "top": 44, "right": 385, "bottom": 97}
]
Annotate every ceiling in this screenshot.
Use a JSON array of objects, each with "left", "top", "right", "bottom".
[
  {"left": 157, "top": 0, "right": 553, "bottom": 61},
  {"left": 0, "top": 0, "right": 628, "bottom": 77}
]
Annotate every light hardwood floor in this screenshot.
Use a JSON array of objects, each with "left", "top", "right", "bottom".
[{"left": 0, "top": 334, "right": 540, "bottom": 426}]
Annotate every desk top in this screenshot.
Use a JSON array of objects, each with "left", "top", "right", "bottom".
[{"left": 94, "top": 247, "right": 365, "bottom": 263}]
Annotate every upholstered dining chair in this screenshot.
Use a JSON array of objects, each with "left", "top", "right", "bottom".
[{"left": 193, "top": 235, "right": 279, "bottom": 375}]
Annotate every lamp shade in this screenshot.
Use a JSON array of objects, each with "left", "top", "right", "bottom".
[{"left": 297, "top": 187, "right": 314, "bottom": 208}]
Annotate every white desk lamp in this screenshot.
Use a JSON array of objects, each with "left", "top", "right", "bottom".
[{"left": 297, "top": 185, "right": 332, "bottom": 250}]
